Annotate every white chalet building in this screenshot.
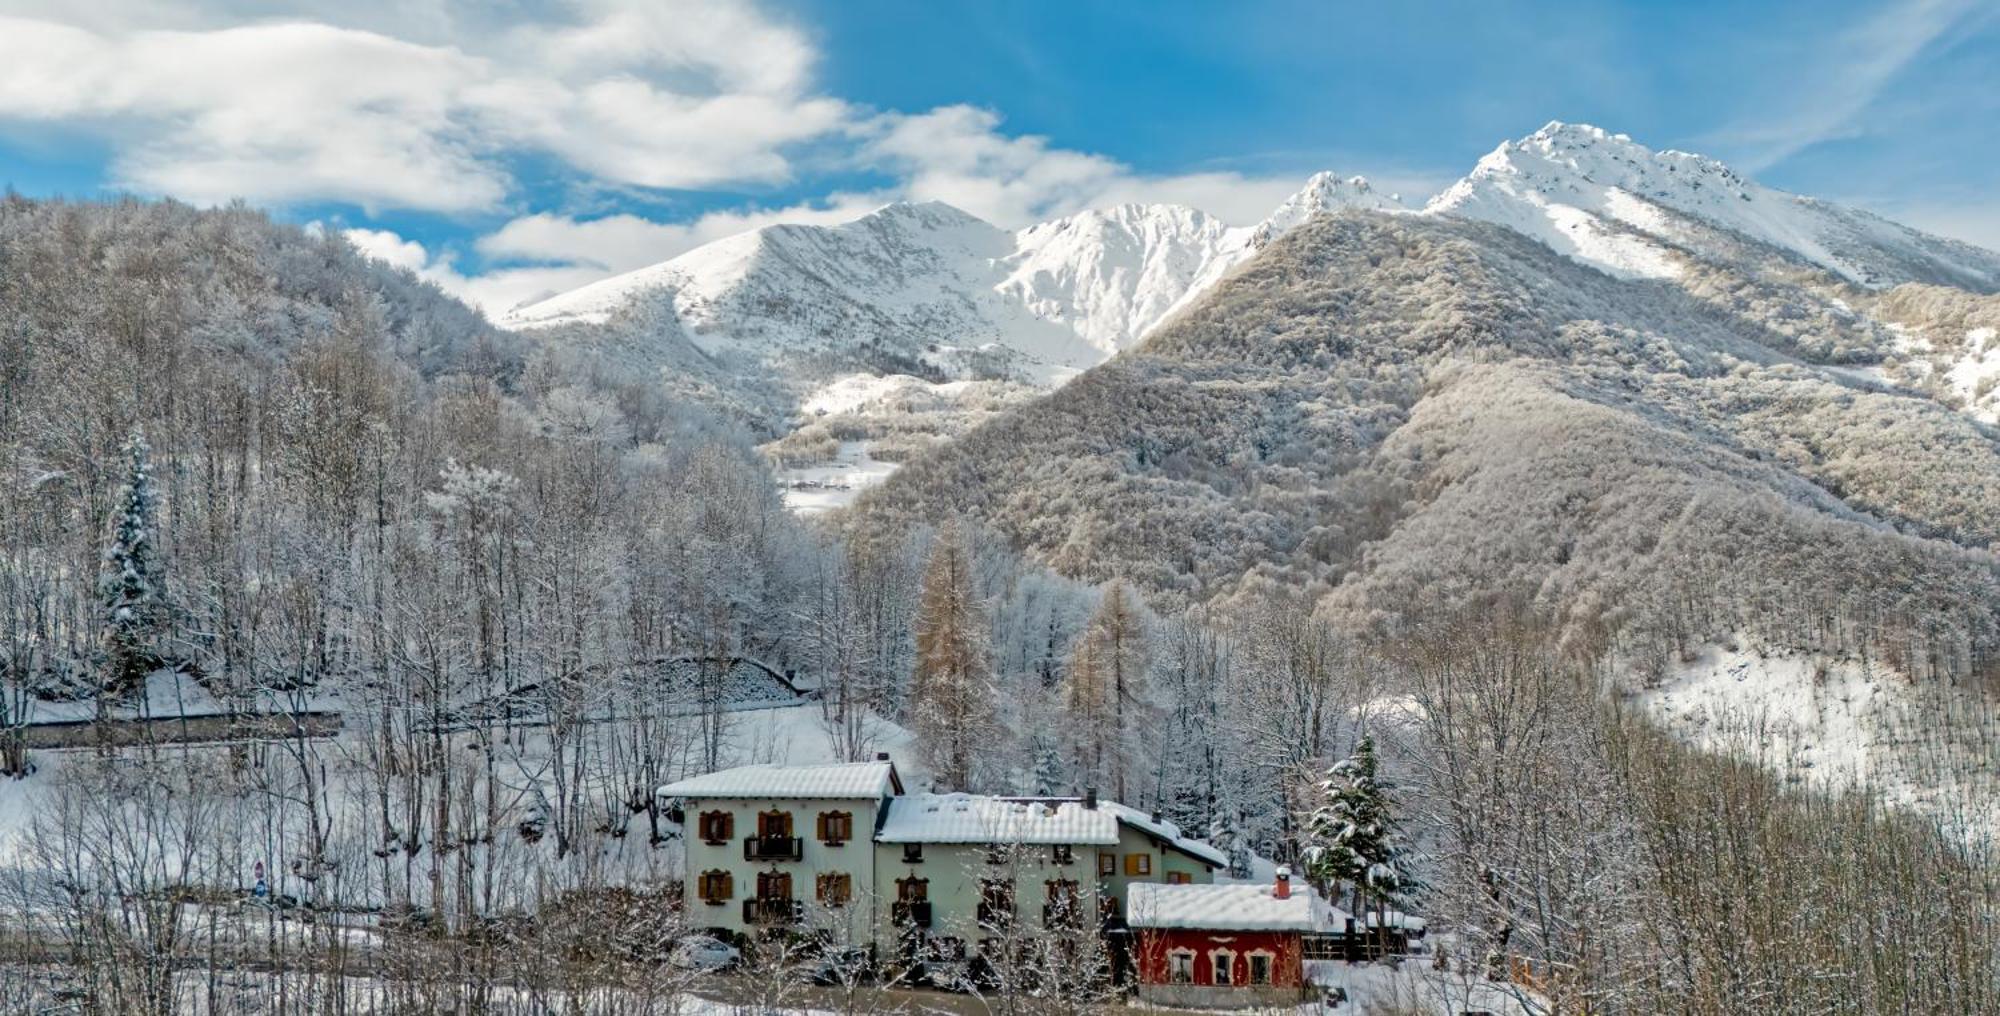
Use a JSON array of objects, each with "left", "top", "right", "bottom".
[{"left": 658, "top": 758, "right": 1224, "bottom": 963}]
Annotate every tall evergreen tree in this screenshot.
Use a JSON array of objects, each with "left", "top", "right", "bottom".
[
  {"left": 100, "top": 427, "right": 167, "bottom": 693},
  {"left": 1304, "top": 736, "right": 1412, "bottom": 942},
  {"left": 910, "top": 521, "right": 993, "bottom": 789}
]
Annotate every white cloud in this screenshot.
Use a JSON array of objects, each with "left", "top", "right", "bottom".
[
  {"left": 862, "top": 104, "right": 1311, "bottom": 228},
  {"left": 0, "top": 1, "right": 847, "bottom": 211},
  {"left": 1710, "top": 0, "right": 1996, "bottom": 171},
  {"left": 475, "top": 195, "right": 889, "bottom": 274},
  {"left": 343, "top": 227, "right": 431, "bottom": 273}
]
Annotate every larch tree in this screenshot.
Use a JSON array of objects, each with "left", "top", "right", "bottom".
[
  {"left": 910, "top": 521, "right": 993, "bottom": 790},
  {"left": 100, "top": 427, "right": 168, "bottom": 694},
  {"left": 1063, "top": 580, "right": 1148, "bottom": 800}
]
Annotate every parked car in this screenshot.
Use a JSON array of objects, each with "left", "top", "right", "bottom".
[
  {"left": 670, "top": 934, "right": 741, "bottom": 972},
  {"left": 807, "top": 947, "right": 872, "bottom": 985}
]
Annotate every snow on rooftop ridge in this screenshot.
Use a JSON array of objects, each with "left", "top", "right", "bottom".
[
  {"left": 656, "top": 760, "right": 898, "bottom": 800},
  {"left": 1127, "top": 881, "right": 1347, "bottom": 931},
  {"left": 1100, "top": 801, "right": 1230, "bottom": 866},
  {"left": 876, "top": 793, "right": 1120, "bottom": 844}
]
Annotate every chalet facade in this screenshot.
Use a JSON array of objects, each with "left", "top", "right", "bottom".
[
  {"left": 657, "top": 758, "right": 1225, "bottom": 965},
  {"left": 1128, "top": 868, "right": 1339, "bottom": 1010}
]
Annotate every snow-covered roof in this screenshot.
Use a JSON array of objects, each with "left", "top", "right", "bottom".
[
  {"left": 656, "top": 761, "right": 899, "bottom": 801},
  {"left": 1101, "top": 802, "right": 1230, "bottom": 867},
  {"left": 877, "top": 794, "right": 1120, "bottom": 844},
  {"left": 1127, "top": 881, "right": 1348, "bottom": 932}
]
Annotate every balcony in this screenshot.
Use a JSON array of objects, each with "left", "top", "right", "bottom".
[
  {"left": 891, "top": 901, "right": 932, "bottom": 928},
  {"left": 742, "top": 836, "right": 803, "bottom": 862},
  {"left": 742, "top": 898, "right": 803, "bottom": 926}
]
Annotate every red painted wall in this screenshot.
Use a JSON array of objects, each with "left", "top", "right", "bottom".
[{"left": 1133, "top": 928, "right": 1304, "bottom": 988}]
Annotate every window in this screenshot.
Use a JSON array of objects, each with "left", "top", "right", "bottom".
[
  {"left": 896, "top": 877, "right": 928, "bottom": 902},
  {"left": 756, "top": 870, "right": 792, "bottom": 901},
  {"left": 1045, "top": 878, "right": 1082, "bottom": 926},
  {"left": 817, "top": 810, "right": 853, "bottom": 845},
  {"left": 1097, "top": 852, "right": 1116, "bottom": 877},
  {"left": 697, "top": 811, "right": 733, "bottom": 844},
  {"left": 978, "top": 878, "right": 1015, "bottom": 927},
  {"left": 695, "top": 869, "right": 733, "bottom": 904},
  {"left": 1124, "top": 853, "right": 1152, "bottom": 876},
  {"left": 1168, "top": 950, "right": 1194, "bottom": 984},
  {"left": 1051, "top": 844, "right": 1074, "bottom": 865},
  {"left": 816, "top": 872, "right": 852, "bottom": 906},
  {"left": 1248, "top": 953, "right": 1273, "bottom": 985},
  {"left": 1167, "top": 870, "right": 1192, "bottom": 885},
  {"left": 1210, "top": 950, "right": 1235, "bottom": 986},
  {"left": 903, "top": 842, "right": 924, "bottom": 863},
  {"left": 756, "top": 809, "right": 793, "bottom": 838},
  {"left": 985, "top": 843, "right": 1013, "bottom": 865}
]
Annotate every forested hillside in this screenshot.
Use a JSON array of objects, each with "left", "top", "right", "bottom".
[{"left": 854, "top": 211, "right": 2000, "bottom": 683}]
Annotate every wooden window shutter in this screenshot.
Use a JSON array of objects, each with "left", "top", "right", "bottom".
[
  {"left": 1125, "top": 853, "right": 1151, "bottom": 876},
  {"left": 719, "top": 871, "right": 733, "bottom": 900},
  {"left": 816, "top": 812, "right": 829, "bottom": 841}
]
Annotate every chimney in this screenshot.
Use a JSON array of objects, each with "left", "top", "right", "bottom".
[
  {"left": 875, "top": 752, "right": 890, "bottom": 761},
  {"left": 1150, "top": 809, "right": 1163, "bottom": 823},
  {"left": 1084, "top": 787, "right": 1098, "bottom": 810},
  {"left": 1274, "top": 865, "right": 1293, "bottom": 900}
]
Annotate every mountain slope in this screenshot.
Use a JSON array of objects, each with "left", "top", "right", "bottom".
[{"left": 851, "top": 210, "right": 2000, "bottom": 682}]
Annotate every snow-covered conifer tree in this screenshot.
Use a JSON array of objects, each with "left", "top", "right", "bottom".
[
  {"left": 100, "top": 427, "right": 167, "bottom": 693},
  {"left": 1304, "top": 736, "right": 1412, "bottom": 940}
]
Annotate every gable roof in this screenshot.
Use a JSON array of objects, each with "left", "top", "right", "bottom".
[
  {"left": 1102, "top": 802, "right": 1230, "bottom": 867},
  {"left": 657, "top": 761, "right": 900, "bottom": 800},
  {"left": 877, "top": 794, "right": 1119, "bottom": 844},
  {"left": 1127, "top": 882, "right": 1347, "bottom": 932}
]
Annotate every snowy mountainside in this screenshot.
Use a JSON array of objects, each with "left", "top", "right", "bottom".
[
  {"left": 504, "top": 178, "right": 1409, "bottom": 384},
  {"left": 1427, "top": 122, "right": 2000, "bottom": 291}
]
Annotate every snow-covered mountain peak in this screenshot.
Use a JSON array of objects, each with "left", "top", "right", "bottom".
[
  {"left": 1249, "top": 171, "right": 1406, "bottom": 247},
  {"left": 1430, "top": 122, "right": 2000, "bottom": 290}
]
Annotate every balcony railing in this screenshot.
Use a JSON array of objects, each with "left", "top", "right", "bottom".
[
  {"left": 742, "top": 836, "right": 803, "bottom": 862},
  {"left": 891, "top": 901, "right": 932, "bottom": 928},
  {"left": 742, "top": 898, "right": 803, "bottom": 925}
]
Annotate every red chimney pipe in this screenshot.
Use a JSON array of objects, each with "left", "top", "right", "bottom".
[{"left": 1275, "top": 865, "right": 1292, "bottom": 900}]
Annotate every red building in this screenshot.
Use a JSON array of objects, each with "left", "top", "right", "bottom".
[{"left": 1128, "top": 868, "right": 1341, "bottom": 1009}]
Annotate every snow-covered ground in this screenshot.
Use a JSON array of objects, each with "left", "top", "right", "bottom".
[
  {"left": 777, "top": 441, "right": 901, "bottom": 515},
  {"left": 1307, "top": 957, "right": 1541, "bottom": 1016},
  {"left": 1635, "top": 644, "right": 2000, "bottom": 845}
]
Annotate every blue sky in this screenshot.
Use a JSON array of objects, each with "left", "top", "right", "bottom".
[{"left": 0, "top": 0, "right": 1992, "bottom": 314}]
